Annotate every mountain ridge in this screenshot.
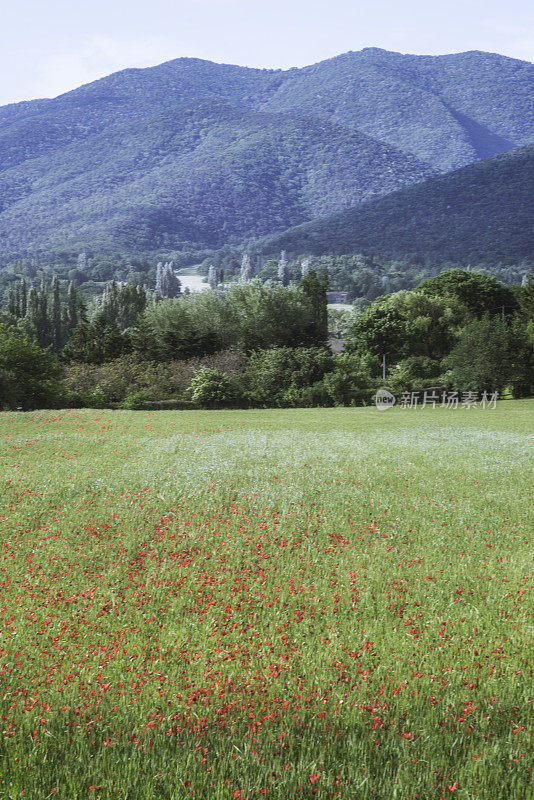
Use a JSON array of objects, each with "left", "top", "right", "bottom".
[{"left": 0, "top": 48, "right": 532, "bottom": 263}]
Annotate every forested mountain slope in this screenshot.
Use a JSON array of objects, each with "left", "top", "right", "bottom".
[
  {"left": 0, "top": 102, "right": 434, "bottom": 256},
  {"left": 250, "top": 146, "right": 534, "bottom": 264},
  {"left": 0, "top": 48, "right": 532, "bottom": 262}
]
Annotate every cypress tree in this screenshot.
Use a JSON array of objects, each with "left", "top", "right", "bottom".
[
  {"left": 20, "top": 279, "right": 27, "bottom": 317},
  {"left": 68, "top": 281, "right": 78, "bottom": 331},
  {"left": 163, "top": 263, "right": 180, "bottom": 298},
  {"left": 38, "top": 277, "right": 49, "bottom": 346},
  {"left": 26, "top": 286, "right": 39, "bottom": 340},
  {"left": 299, "top": 269, "right": 329, "bottom": 347},
  {"left": 14, "top": 285, "right": 21, "bottom": 317},
  {"left": 52, "top": 275, "right": 62, "bottom": 352}
]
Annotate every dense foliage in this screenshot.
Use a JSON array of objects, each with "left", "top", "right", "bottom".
[
  {"left": 0, "top": 323, "right": 63, "bottom": 409},
  {"left": 0, "top": 267, "right": 532, "bottom": 409}
]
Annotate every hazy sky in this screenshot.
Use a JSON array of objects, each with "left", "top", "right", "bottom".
[{"left": 2, "top": 0, "right": 533, "bottom": 106}]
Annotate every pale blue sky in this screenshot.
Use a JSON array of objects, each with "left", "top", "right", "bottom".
[{"left": 2, "top": 0, "right": 533, "bottom": 106}]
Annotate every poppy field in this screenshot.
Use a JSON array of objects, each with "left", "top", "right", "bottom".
[{"left": 0, "top": 403, "right": 531, "bottom": 800}]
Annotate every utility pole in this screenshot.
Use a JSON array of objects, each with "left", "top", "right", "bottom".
[{"left": 382, "top": 354, "right": 386, "bottom": 381}]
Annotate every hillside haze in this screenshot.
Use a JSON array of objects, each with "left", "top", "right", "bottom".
[{"left": 0, "top": 48, "right": 532, "bottom": 262}]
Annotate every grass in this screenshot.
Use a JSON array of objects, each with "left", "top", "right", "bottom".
[{"left": 0, "top": 402, "right": 532, "bottom": 800}]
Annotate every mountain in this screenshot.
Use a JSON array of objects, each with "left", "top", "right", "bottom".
[
  {"left": 0, "top": 49, "right": 532, "bottom": 262},
  {"left": 0, "top": 102, "right": 434, "bottom": 257},
  {"left": 248, "top": 146, "right": 534, "bottom": 264},
  {"left": 260, "top": 49, "right": 534, "bottom": 171}
]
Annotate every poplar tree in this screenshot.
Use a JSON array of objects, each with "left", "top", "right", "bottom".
[
  {"left": 155, "top": 262, "right": 181, "bottom": 298},
  {"left": 240, "top": 253, "right": 252, "bottom": 283},
  {"left": 155, "top": 263, "right": 164, "bottom": 295},
  {"left": 278, "top": 250, "right": 289, "bottom": 286},
  {"left": 208, "top": 265, "right": 218, "bottom": 289},
  {"left": 102, "top": 281, "right": 119, "bottom": 323}
]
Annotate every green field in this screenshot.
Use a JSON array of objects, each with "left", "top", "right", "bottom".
[{"left": 0, "top": 403, "right": 532, "bottom": 799}]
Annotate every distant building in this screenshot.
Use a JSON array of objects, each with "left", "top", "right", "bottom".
[{"left": 326, "top": 291, "right": 349, "bottom": 304}]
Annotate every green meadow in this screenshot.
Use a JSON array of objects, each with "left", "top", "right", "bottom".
[{"left": 0, "top": 403, "right": 532, "bottom": 799}]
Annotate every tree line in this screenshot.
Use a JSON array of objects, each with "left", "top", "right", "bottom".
[{"left": 0, "top": 267, "right": 532, "bottom": 410}]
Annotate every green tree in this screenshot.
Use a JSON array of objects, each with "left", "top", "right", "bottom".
[
  {"left": 25, "top": 286, "right": 40, "bottom": 342},
  {"left": 299, "top": 270, "right": 329, "bottom": 347},
  {"left": 38, "top": 277, "right": 49, "bottom": 347},
  {"left": 518, "top": 269, "right": 534, "bottom": 322},
  {"left": 129, "top": 316, "right": 162, "bottom": 361},
  {"left": 225, "top": 280, "right": 313, "bottom": 351},
  {"left": 243, "top": 347, "right": 334, "bottom": 407},
  {"left": 52, "top": 275, "right": 62, "bottom": 352},
  {"left": 278, "top": 251, "right": 289, "bottom": 286},
  {"left": 0, "top": 324, "right": 62, "bottom": 410},
  {"left": 63, "top": 313, "right": 125, "bottom": 365},
  {"left": 350, "top": 290, "right": 467, "bottom": 363},
  {"left": 20, "top": 279, "right": 27, "bottom": 318},
  {"left": 67, "top": 281, "right": 78, "bottom": 332},
  {"left": 442, "top": 314, "right": 515, "bottom": 394},
  {"left": 417, "top": 269, "right": 516, "bottom": 318},
  {"left": 308, "top": 352, "right": 376, "bottom": 406},
  {"left": 7, "top": 287, "right": 16, "bottom": 317}
]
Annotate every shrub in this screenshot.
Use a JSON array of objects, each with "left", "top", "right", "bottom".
[
  {"left": 168, "top": 349, "right": 247, "bottom": 395},
  {"left": 243, "top": 347, "right": 334, "bottom": 407},
  {"left": 81, "top": 387, "right": 107, "bottom": 409},
  {"left": 383, "top": 356, "right": 444, "bottom": 395},
  {"left": 315, "top": 352, "right": 377, "bottom": 405},
  {"left": 62, "top": 356, "right": 174, "bottom": 405},
  {"left": 119, "top": 391, "right": 150, "bottom": 410},
  {"left": 189, "top": 368, "right": 240, "bottom": 409}
]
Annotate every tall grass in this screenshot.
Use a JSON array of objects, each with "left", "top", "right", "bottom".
[{"left": 0, "top": 403, "right": 531, "bottom": 799}]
